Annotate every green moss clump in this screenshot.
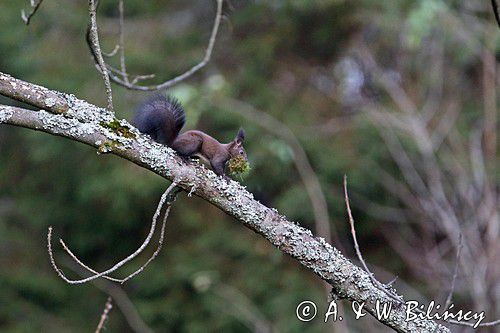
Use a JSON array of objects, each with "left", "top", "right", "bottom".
[
  {"left": 100, "top": 118, "right": 136, "bottom": 139},
  {"left": 228, "top": 155, "right": 251, "bottom": 178},
  {"left": 97, "top": 140, "right": 123, "bottom": 154}
]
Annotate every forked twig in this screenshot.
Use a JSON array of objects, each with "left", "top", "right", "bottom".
[
  {"left": 87, "top": 0, "right": 224, "bottom": 91},
  {"left": 47, "top": 182, "right": 179, "bottom": 284},
  {"left": 21, "top": 0, "right": 45, "bottom": 25},
  {"left": 59, "top": 206, "right": 171, "bottom": 284}
]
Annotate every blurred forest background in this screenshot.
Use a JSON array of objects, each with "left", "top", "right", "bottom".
[{"left": 0, "top": 0, "right": 498, "bottom": 332}]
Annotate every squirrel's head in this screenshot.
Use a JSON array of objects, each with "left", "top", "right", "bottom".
[{"left": 228, "top": 127, "right": 247, "bottom": 161}]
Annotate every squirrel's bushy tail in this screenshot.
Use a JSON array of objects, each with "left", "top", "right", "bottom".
[{"left": 134, "top": 95, "right": 186, "bottom": 145}]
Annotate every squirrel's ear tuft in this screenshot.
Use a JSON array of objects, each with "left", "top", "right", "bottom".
[{"left": 235, "top": 127, "right": 245, "bottom": 144}]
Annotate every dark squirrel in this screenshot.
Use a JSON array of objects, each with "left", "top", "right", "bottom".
[{"left": 134, "top": 95, "right": 248, "bottom": 178}]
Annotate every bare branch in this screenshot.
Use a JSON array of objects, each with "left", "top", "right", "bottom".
[
  {"left": 443, "top": 234, "right": 462, "bottom": 309},
  {"left": 21, "top": 0, "right": 45, "bottom": 25},
  {"left": 343, "top": 175, "right": 402, "bottom": 304},
  {"left": 95, "top": 297, "right": 113, "bottom": 333},
  {"left": 58, "top": 198, "right": 176, "bottom": 285},
  {"left": 213, "top": 96, "right": 344, "bottom": 311},
  {"left": 87, "top": 0, "right": 114, "bottom": 111},
  {"left": 58, "top": 240, "right": 122, "bottom": 283},
  {"left": 47, "top": 182, "right": 178, "bottom": 284},
  {"left": 119, "top": 203, "right": 173, "bottom": 284},
  {"left": 214, "top": 96, "right": 338, "bottom": 247},
  {"left": 117, "top": 0, "right": 128, "bottom": 84},
  {"left": 0, "top": 73, "right": 450, "bottom": 332},
  {"left": 429, "top": 100, "right": 460, "bottom": 151},
  {"left": 491, "top": 0, "right": 500, "bottom": 28},
  {"left": 481, "top": 36, "right": 497, "bottom": 172},
  {"left": 93, "top": 0, "right": 224, "bottom": 91},
  {"left": 352, "top": 38, "right": 498, "bottom": 324},
  {"left": 343, "top": 175, "right": 372, "bottom": 276},
  {"left": 0, "top": 73, "right": 69, "bottom": 113},
  {"left": 213, "top": 283, "right": 274, "bottom": 333},
  {"left": 63, "top": 259, "right": 154, "bottom": 333},
  {"left": 103, "top": 44, "right": 120, "bottom": 57}
]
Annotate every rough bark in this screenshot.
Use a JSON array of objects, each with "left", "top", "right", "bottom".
[{"left": 0, "top": 72, "right": 449, "bottom": 333}]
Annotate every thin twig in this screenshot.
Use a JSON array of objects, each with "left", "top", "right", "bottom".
[
  {"left": 104, "top": 65, "right": 155, "bottom": 82},
  {"left": 119, "top": 204, "right": 172, "bottom": 284},
  {"left": 60, "top": 206, "right": 172, "bottom": 285},
  {"left": 63, "top": 259, "right": 154, "bottom": 333},
  {"left": 21, "top": 0, "right": 45, "bottom": 25},
  {"left": 95, "top": 297, "right": 113, "bottom": 333},
  {"left": 213, "top": 283, "right": 274, "bottom": 333},
  {"left": 343, "top": 175, "right": 403, "bottom": 304},
  {"left": 58, "top": 239, "right": 122, "bottom": 283},
  {"left": 0, "top": 94, "right": 450, "bottom": 332},
  {"left": 47, "top": 226, "right": 71, "bottom": 282},
  {"left": 491, "top": 0, "right": 500, "bottom": 29},
  {"left": 443, "top": 234, "right": 462, "bottom": 309},
  {"left": 344, "top": 175, "right": 372, "bottom": 275},
  {"left": 103, "top": 44, "right": 120, "bottom": 57},
  {"left": 87, "top": 0, "right": 114, "bottom": 111},
  {"left": 89, "top": 0, "right": 224, "bottom": 91},
  {"left": 117, "top": 0, "right": 128, "bottom": 84},
  {"left": 216, "top": 97, "right": 338, "bottom": 247},
  {"left": 47, "top": 182, "right": 178, "bottom": 284}
]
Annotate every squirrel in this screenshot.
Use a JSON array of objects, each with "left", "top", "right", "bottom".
[{"left": 134, "top": 95, "right": 248, "bottom": 179}]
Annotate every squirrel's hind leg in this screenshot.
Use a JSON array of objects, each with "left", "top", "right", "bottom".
[{"left": 171, "top": 134, "right": 202, "bottom": 158}]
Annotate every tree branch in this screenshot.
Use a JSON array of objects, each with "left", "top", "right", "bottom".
[
  {"left": 87, "top": 0, "right": 114, "bottom": 111},
  {"left": 21, "top": 0, "right": 45, "bottom": 25},
  {"left": 0, "top": 72, "right": 449, "bottom": 333},
  {"left": 492, "top": 0, "right": 500, "bottom": 29},
  {"left": 63, "top": 259, "right": 154, "bottom": 333},
  {"left": 88, "top": 0, "right": 224, "bottom": 91},
  {"left": 344, "top": 175, "right": 402, "bottom": 304},
  {"left": 48, "top": 182, "right": 179, "bottom": 284},
  {"left": 95, "top": 297, "right": 113, "bottom": 333}
]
